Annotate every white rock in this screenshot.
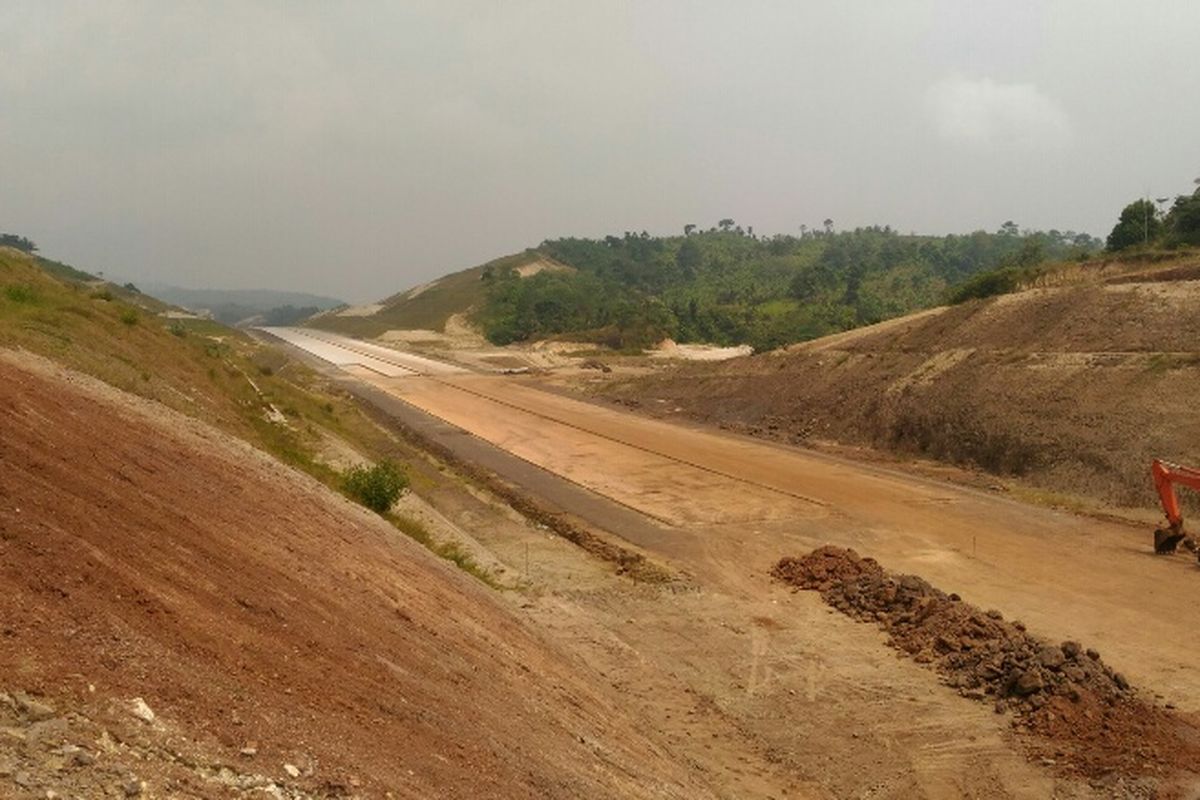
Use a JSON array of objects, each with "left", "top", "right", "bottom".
[
  {"left": 283, "top": 763, "right": 300, "bottom": 778},
  {"left": 129, "top": 697, "right": 155, "bottom": 723}
]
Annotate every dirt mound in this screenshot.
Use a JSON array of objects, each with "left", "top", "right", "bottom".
[
  {"left": 773, "top": 545, "right": 884, "bottom": 588},
  {"left": 0, "top": 351, "right": 708, "bottom": 799},
  {"left": 773, "top": 547, "right": 1200, "bottom": 783}
]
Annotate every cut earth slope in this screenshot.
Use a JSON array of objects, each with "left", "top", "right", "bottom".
[
  {"left": 0, "top": 350, "right": 711, "bottom": 799},
  {"left": 597, "top": 258, "right": 1200, "bottom": 511}
]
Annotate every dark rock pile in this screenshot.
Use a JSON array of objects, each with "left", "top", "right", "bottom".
[
  {"left": 773, "top": 546, "right": 1200, "bottom": 783},
  {"left": 773, "top": 546, "right": 1129, "bottom": 713}
]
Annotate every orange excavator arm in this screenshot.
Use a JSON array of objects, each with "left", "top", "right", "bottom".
[{"left": 1151, "top": 458, "right": 1200, "bottom": 555}]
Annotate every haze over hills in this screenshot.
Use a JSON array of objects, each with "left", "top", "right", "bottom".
[{"left": 141, "top": 283, "right": 344, "bottom": 326}]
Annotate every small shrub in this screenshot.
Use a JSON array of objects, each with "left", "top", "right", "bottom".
[
  {"left": 119, "top": 308, "right": 139, "bottom": 326},
  {"left": 258, "top": 364, "right": 274, "bottom": 376},
  {"left": 168, "top": 321, "right": 187, "bottom": 337},
  {"left": 92, "top": 288, "right": 114, "bottom": 301},
  {"left": 948, "top": 267, "right": 1024, "bottom": 304},
  {"left": 343, "top": 461, "right": 409, "bottom": 513},
  {"left": 3, "top": 284, "right": 37, "bottom": 304}
]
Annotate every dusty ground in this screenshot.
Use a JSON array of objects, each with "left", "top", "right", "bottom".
[
  {"left": 592, "top": 266, "right": 1200, "bottom": 513},
  {"left": 270, "top": 328, "right": 1200, "bottom": 797},
  {"left": 0, "top": 350, "right": 722, "bottom": 799}
]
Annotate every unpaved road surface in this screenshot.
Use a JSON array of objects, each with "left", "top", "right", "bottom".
[
  {"left": 273, "top": 328, "right": 1200, "bottom": 713},
  {"left": 264, "top": 327, "right": 1200, "bottom": 796},
  {"left": 390, "top": 376, "right": 1200, "bottom": 705}
]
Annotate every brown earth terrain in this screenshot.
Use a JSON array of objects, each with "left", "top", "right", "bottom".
[
  {"left": 0, "top": 351, "right": 714, "bottom": 799},
  {"left": 263, "top": 326, "right": 1200, "bottom": 798},
  {"left": 773, "top": 547, "right": 1200, "bottom": 785},
  {"left": 11, "top": 247, "right": 1200, "bottom": 799},
  {"left": 592, "top": 261, "right": 1200, "bottom": 512}
]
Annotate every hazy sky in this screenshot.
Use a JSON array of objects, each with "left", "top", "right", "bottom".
[{"left": 2, "top": 2, "right": 1197, "bottom": 301}]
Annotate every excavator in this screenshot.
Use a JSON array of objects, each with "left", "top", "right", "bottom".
[{"left": 1151, "top": 459, "right": 1200, "bottom": 560}]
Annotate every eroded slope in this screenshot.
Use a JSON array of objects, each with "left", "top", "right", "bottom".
[
  {"left": 0, "top": 352, "right": 708, "bottom": 799},
  {"left": 600, "top": 260, "right": 1200, "bottom": 509}
]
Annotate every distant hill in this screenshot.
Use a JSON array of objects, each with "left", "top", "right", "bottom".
[
  {"left": 310, "top": 224, "right": 1101, "bottom": 351},
  {"left": 307, "top": 250, "right": 557, "bottom": 338},
  {"left": 142, "top": 284, "right": 344, "bottom": 326}
]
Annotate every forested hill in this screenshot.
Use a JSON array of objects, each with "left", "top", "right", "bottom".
[{"left": 474, "top": 224, "right": 1100, "bottom": 351}]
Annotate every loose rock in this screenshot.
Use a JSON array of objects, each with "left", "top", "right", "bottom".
[
  {"left": 14, "top": 692, "right": 55, "bottom": 722},
  {"left": 128, "top": 698, "right": 155, "bottom": 724}
]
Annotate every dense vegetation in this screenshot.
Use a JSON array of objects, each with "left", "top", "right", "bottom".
[
  {"left": 476, "top": 224, "right": 1099, "bottom": 351},
  {"left": 0, "top": 233, "right": 38, "bottom": 253},
  {"left": 1107, "top": 184, "right": 1200, "bottom": 252}
]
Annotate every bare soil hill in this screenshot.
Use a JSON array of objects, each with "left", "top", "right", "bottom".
[
  {"left": 595, "top": 256, "right": 1200, "bottom": 512},
  {"left": 0, "top": 351, "right": 710, "bottom": 799}
]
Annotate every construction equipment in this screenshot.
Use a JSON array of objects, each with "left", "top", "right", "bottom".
[{"left": 1151, "top": 459, "right": 1200, "bottom": 559}]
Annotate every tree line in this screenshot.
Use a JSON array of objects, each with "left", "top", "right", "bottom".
[
  {"left": 1106, "top": 179, "right": 1200, "bottom": 252},
  {"left": 475, "top": 223, "right": 1100, "bottom": 352}
]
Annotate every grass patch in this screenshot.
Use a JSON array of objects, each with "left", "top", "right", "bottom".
[
  {"left": 387, "top": 512, "right": 500, "bottom": 587},
  {"left": 4, "top": 284, "right": 38, "bottom": 304}
]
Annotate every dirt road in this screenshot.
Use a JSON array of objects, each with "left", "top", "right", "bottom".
[{"left": 272, "top": 328, "right": 1200, "bottom": 715}]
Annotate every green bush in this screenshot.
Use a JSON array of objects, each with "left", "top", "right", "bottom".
[
  {"left": 119, "top": 308, "right": 139, "bottom": 326},
  {"left": 947, "top": 267, "right": 1024, "bottom": 304},
  {"left": 342, "top": 461, "right": 409, "bottom": 513},
  {"left": 3, "top": 284, "right": 37, "bottom": 304}
]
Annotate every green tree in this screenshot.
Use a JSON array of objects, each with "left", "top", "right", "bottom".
[
  {"left": 1163, "top": 192, "right": 1200, "bottom": 247},
  {"left": 675, "top": 238, "right": 702, "bottom": 275},
  {"left": 1106, "top": 199, "right": 1161, "bottom": 251},
  {"left": 0, "top": 233, "right": 37, "bottom": 253}
]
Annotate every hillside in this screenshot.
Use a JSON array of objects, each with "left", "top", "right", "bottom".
[
  {"left": 0, "top": 351, "right": 709, "bottom": 798},
  {"left": 142, "top": 284, "right": 344, "bottom": 326},
  {"left": 310, "top": 225, "right": 1100, "bottom": 352},
  {"left": 309, "top": 250, "right": 554, "bottom": 338},
  {"left": 594, "top": 251, "right": 1200, "bottom": 511},
  {"left": 0, "top": 247, "right": 388, "bottom": 470}
]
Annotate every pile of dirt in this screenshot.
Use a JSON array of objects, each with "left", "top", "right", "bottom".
[{"left": 774, "top": 547, "right": 1200, "bottom": 782}]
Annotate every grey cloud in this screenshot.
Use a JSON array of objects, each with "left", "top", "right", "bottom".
[{"left": 2, "top": 1, "right": 1198, "bottom": 301}]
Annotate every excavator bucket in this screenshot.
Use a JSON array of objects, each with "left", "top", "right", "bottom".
[{"left": 1154, "top": 527, "right": 1186, "bottom": 554}]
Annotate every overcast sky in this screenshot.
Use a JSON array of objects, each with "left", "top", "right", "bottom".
[{"left": 2, "top": 2, "right": 1197, "bottom": 302}]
